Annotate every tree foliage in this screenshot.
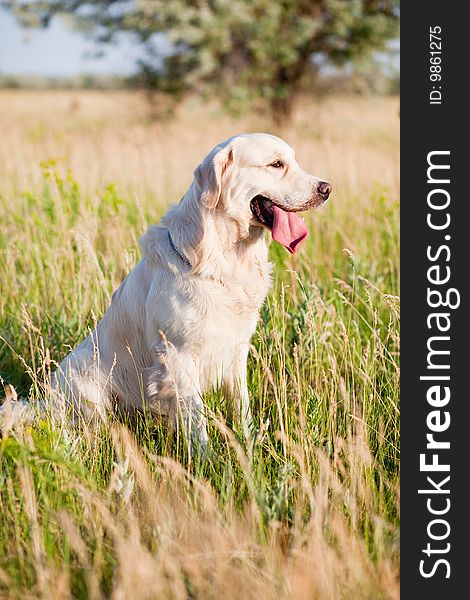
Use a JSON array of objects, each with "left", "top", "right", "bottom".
[{"left": 4, "top": 0, "right": 399, "bottom": 122}]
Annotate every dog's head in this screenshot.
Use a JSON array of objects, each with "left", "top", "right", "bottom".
[{"left": 193, "top": 133, "right": 331, "bottom": 253}]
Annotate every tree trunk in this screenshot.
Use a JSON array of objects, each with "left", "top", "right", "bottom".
[
  {"left": 271, "top": 93, "right": 297, "bottom": 128},
  {"left": 270, "top": 42, "right": 319, "bottom": 127}
]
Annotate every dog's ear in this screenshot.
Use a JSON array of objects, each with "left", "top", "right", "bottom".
[{"left": 194, "top": 144, "right": 233, "bottom": 209}]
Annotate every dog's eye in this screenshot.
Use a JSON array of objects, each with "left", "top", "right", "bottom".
[{"left": 268, "top": 160, "right": 284, "bottom": 169}]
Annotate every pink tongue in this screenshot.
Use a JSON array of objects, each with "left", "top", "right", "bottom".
[{"left": 271, "top": 206, "right": 308, "bottom": 254}]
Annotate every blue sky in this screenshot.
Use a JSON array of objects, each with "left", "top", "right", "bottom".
[{"left": 0, "top": 6, "right": 143, "bottom": 76}]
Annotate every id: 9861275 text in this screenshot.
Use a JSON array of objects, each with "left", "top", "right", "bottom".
[{"left": 429, "top": 26, "right": 442, "bottom": 105}]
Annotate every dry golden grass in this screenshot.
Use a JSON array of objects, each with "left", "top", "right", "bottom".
[{"left": 0, "top": 90, "right": 399, "bottom": 198}]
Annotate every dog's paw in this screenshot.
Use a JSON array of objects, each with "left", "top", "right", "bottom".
[{"left": 0, "top": 385, "right": 36, "bottom": 434}]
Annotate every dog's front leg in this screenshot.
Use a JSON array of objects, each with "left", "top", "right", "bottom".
[
  {"left": 237, "top": 367, "right": 253, "bottom": 441},
  {"left": 149, "top": 348, "right": 208, "bottom": 457},
  {"left": 225, "top": 344, "right": 253, "bottom": 439},
  {"left": 179, "top": 391, "right": 209, "bottom": 457}
]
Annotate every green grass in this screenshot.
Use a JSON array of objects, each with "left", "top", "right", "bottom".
[{"left": 0, "top": 152, "right": 399, "bottom": 598}]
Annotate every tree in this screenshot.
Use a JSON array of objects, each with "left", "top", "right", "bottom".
[{"left": 3, "top": 0, "right": 399, "bottom": 123}]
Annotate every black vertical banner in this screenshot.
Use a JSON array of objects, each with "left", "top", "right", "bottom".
[{"left": 401, "top": 3, "right": 468, "bottom": 598}]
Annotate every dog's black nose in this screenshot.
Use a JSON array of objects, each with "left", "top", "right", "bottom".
[{"left": 318, "top": 181, "right": 332, "bottom": 198}]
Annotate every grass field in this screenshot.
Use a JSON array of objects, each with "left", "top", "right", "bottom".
[{"left": 0, "top": 91, "right": 400, "bottom": 599}]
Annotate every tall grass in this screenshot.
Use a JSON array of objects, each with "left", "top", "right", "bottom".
[{"left": 0, "top": 91, "right": 399, "bottom": 598}]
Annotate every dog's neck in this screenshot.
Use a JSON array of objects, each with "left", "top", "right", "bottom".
[
  {"left": 203, "top": 210, "right": 269, "bottom": 280},
  {"left": 162, "top": 183, "right": 270, "bottom": 283}
]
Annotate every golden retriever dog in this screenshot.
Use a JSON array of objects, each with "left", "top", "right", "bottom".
[{"left": 3, "top": 133, "right": 331, "bottom": 453}]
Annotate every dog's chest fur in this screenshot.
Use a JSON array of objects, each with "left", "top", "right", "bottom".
[
  {"left": 176, "top": 252, "right": 271, "bottom": 344},
  {"left": 187, "top": 256, "right": 271, "bottom": 388}
]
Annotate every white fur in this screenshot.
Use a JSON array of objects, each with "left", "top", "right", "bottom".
[{"left": 34, "top": 134, "right": 330, "bottom": 452}]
